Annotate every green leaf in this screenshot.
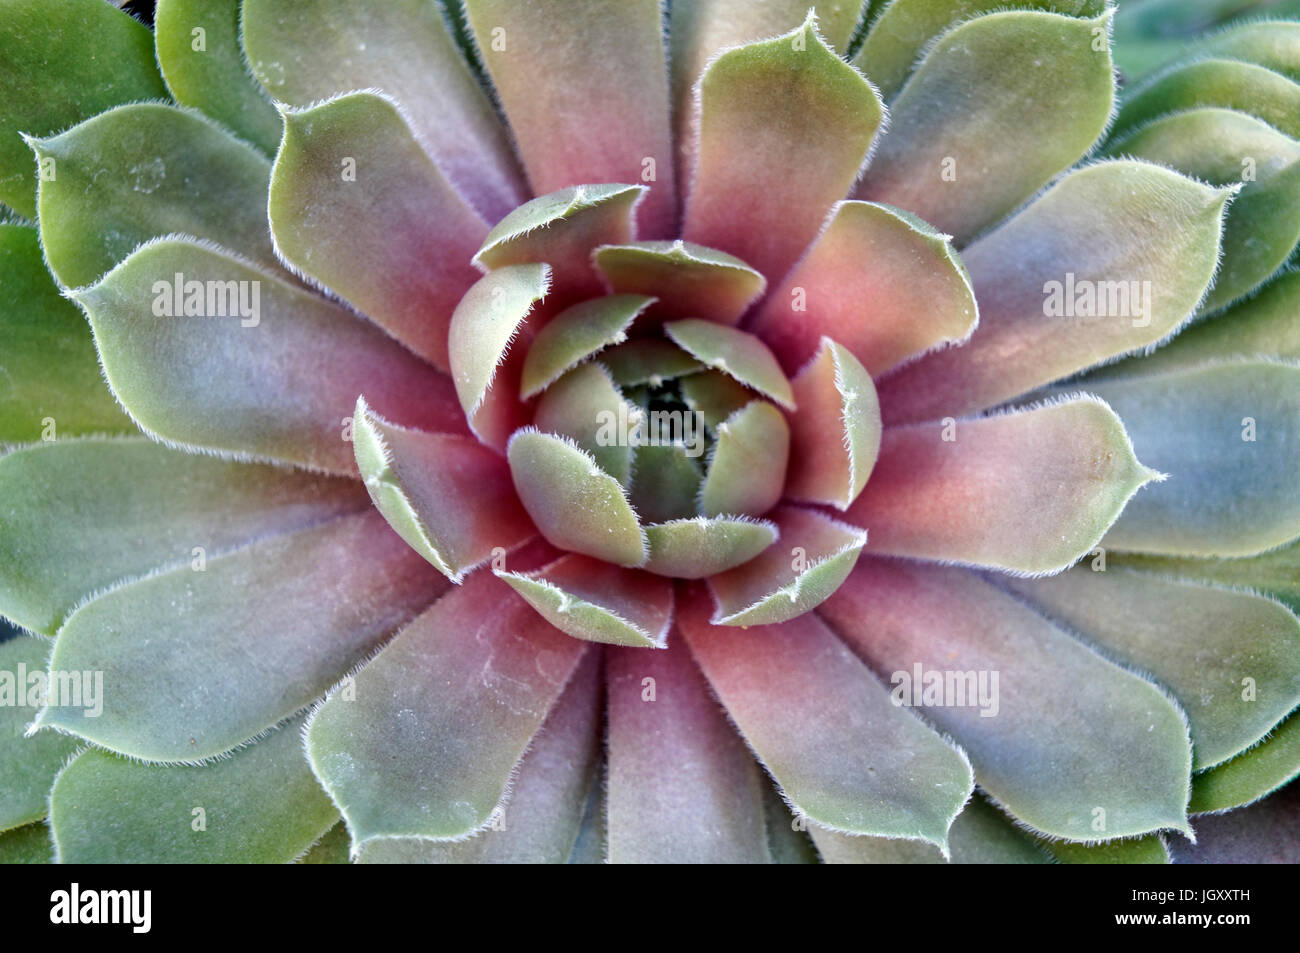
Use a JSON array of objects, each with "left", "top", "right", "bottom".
[
  {"left": 51, "top": 716, "right": 338, "bottom": 863},
  {"left": 448, "top": 263, "right": 551, "bottom": 450},
  {"left": 642, "top": 516, "right": 777, "bottom": 579},
  {"left": 154, "top": 0, "right": 283, "bottom": 153},
  {"left": 75, "top": 237, "right": 467, "bottom": 474},
  {"left": 242, "top": 0, "right": 525, "bottom": 220},
  {"left": 811, "top": 795, "right": 1051, "bottom": 864},
  {"left": 356, "top": 652, "right": 601, "bottom": 864},
  {"left": 1096, "top": 269, "right": 1300, "bottom": 379},
  {"left": 1194, "top": 19, "right": 1300, "bottom": 81},
  {"left": 1108, "top": 539, "right": 1300, "bottom": 615},
  {"left": 750, "top": 201, "right": 977, "bottom": 377},
  {"left": 521, "top": 294, "right": 654, "bottom": 399},
  {"left": 1110, "top": 0, "right": 1299, "bottom": 81},
  {"left": 761, "top": 778, "right": 819, "bottom": 864},
  {"left": 352, "top": 396, "right": 534, "bottom": 583},
  {"left": 854, "top": 0, "right": 1107, "bottom": 101},
  {"left": 532, "top": 363, "right": 638, "bottom": 485},
  {"left": 473, "top": 184, "right": 645, "bottom": 300},
  {"left": 0, "top": 437, "right": 365, "bottom": 636},
  {"left": 497, "top": 555, "right": 673, "bottom": 649},
  {"left": 1004, "top": 568, "right": 1300, "bottom": 769},
  {"left": 679, "top": 371, "right": 756, "bottom": 429},
  {"left": 593, "top": 241, "right": 766, "bottom": 326},
  {"left": 0, "top": 635, "right": 79, "bottom": 832},
  {"left": 606, "top": 639, "right": 770, "bottom": 862},
  {"left": 846, "top": 397, "right": 1158, "bottom": 574},
  {"left": 665, "top": 319, "right": 794, "bottom": 410},
  {"left": 599, "top": 338, "right": 703, "bottom": 387},
  {"left": 683, "top": 11, "right": 885, "bottom": 282},
  {"left": 32, "top": 102, "right": 279, "bottom": 289},
  {"left": 464, "top": 0, "right": 676, "bottom": 238},
  {"left": 0, "top": 0, "right": 168, "bottom": 218},
  {"left": 297, "top": 823, "right": 352, "bottom": 864},
  {"left": 1106, "top": 108, "right": 1300, "bottom": 311},
  {"left": 628, "top": 443, "right": 703, "bottom": 524},
  {"left": 708, "top": 507, "right": 867, "bottom": 626},
  {"left": 1036, "top": 834, "right": 1171, "bottom": 864},
  {"left": 785, "top": 338, "right": 880, "bottom": 510},
  {"left": 878, "top": 161, "right": 1234, "bottom": 423},
  {"left": 1190, "top": 713, "right": 1300, "bottom": 814},
  {"left": 670, "top": 0, "right": 866, "bottom": 175},
  {"left": 0, "top": 821, "right": 53, "bottom": 864},
  {"left": 0, "top": 225, "right": 133, "bottom": 442},
  {"left": 306, "top": 570, "right": 588, "bottom": 845},
  {"left": 1074, "top": 359, "right": 1300, "bottom": 557},
  {"left": 506, "top": 430, "right": 647, "bottom": 567},
  {"left": 1114, "top": 59, "right": 1300, "bottom": 142},
  {"left": 679, "top": 588, "right": 974, "bottom": 852},
  {"left": 270, "top": 91, "right": 489, "bottom": 372},
  {"left": 699, "top": 401, "right": 790, "bottom": 518},
  {"left": 35, "top": 511, "right": 445, "bottom": 761},
  {"left": 821, "top": 560, "right": 1193, "bottom": 841},
  {"left": 856, "top": 10, "right": 1114, "bottom": 244}
]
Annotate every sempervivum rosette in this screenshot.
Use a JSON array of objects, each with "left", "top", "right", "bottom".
[{"left": 0, "top": 0, "right": 1297, "bottom": 865}]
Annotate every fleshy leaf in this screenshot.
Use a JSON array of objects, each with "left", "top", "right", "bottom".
[
  {"left": 0, "top": 822, "right": 53, "bottom": 864},
  {"left": 784, "top": 338, "right": 881, "bottom": 510},
  {"left": 642, "top": 516, "right": 777, "bottom": 579},
  {"left": 463, "top": 0, "right": 676, "bottom": 238},
  {"left": 628, "top": 444, "right": 703, "bottom": 524},
  {"left": 36, "top": 511, "right": 445, "bottom": 761},
  {"left": 699, "top": 401, "right": 790, "bottom": 518},
  {"left": 856, "top": 10, "right": 1115, "bottom": 244},
  {"left": 521, "top": 294, "right": 654, "bottom": 399},
  {"left": 664, "top": 319, "right": 794, "bottom": 410},
  {"left": 306, "top": 569, "right": 587, "bottom": 845},
  {"left": 679, "top": 588, "right": 973, "bottom": 850},
  {"left": 507, "top": 430, "right": 648, "bottom": 567},
  {"left": 51, "top": 717, "right": 338, "bottom": 863},
  {"left": 1106, "top": 108, "right": 1300, "bottom": 311},
  {"left": 670, "top": 0, "right": 865, "bottom": 179},
  {"left": 1037, "top": 834, "right": 1171, "bottom": 865},
  {"left": 820, "top": 559, "right": 1193, "bottom": 840},
  {"left": 497, "top": 555, "right": 673, "bottom": 649},
  {"left": 473, "top": 184, "right": 645, "bottom": 300},
  {"left": 843, "top": 397, "right": 1158, "bottom": 574},
  {"left": 0, "top": 437, "right": 365, "bottom": 636},
  {"left": 1170, "top": 782, "right": 1300, "bottom": 864},
  {"left": 0, "top": 0, "right": 168, "bottom": 218},
  {"left": 75, "top": 237, "right": 466, "bottom": 474},
  {"left": 356, "top": 652, "right": 601, "bottom": 863},
  {"left": 32, "top": 103, "right": 279, "bottom": 289},
  {"left": 154, "top": 0, "right": 283, "bottom": 153},
  {"left": 352, "top": 397, "right": 534, "bottom": 583},
  {"left": 448, "top": 263, "right": 551, "bottom": 450},
  {"left": 1190, "top": 713, "right": 1300, "bottom": 814},
  {"left": 749, "top": 201, "right": 977, "bottom": 376},
  {"left": 1194, "top": 20, "right": 1300, "bottom": 81},
  {"left": 708, "top": 506, "right": 867, "bottom": 626},
  {"left": 592, "top": 241, "right": 766, "bottom": 325},
  {"left": 0, "top": 225, "right": 132, "bottom": 442},
  {"left": 1004, "top": 568, "right": 1300, "bottom": 769},
  {"left": 1073, "top": 360, "right": 1300, "bottom": 557},
  {"left": 854, "top": 0, "right": 1108, "bottom": 101},
  {"left": 679, "top": 371, "right": 755, "bottom": 429},
  {"left": 683, "top": 12, "right": 885, "bottom": 282},
  {"left": 607, "top": 637, "right": 769, "bottom": 862},
  {"left": 1113, "top": 59, "right": 1300, "bottom": 142},
  {"left": 877, "top": 161, "right": 1233, "bottom": 424},
  {"left": 811, "top": 796, "right": 1050, "bottom": 864},
  {"left": 270, "top": 91, "right": 489, "bottom": 371},
  {"left": 0, "top": 636, "right": 79, "bottom": 832},
  {"left": 599, "top": 338, "right": 703, "bottom": 387},
  {"left": 1108, "top": 539, "right": 1300, "bottom": 616},
  {"left": 532, "top": 363, "right": 637, "bottom": 485},
  {"left": 298, "top": 824, "right": 352, "bottom": 865},
  {"left": 242, "top": 0, "right": 525, "bottom": 220}
]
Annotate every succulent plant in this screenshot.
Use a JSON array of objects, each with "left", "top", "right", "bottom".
[{"left": 0, "top": 0, "right": 1297, "bottom": 866}]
